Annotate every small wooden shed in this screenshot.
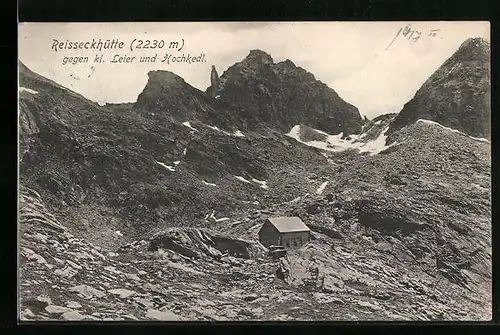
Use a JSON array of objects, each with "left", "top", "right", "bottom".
[{"left": 258, "top": 216, "right": 311, "bottom": 249}]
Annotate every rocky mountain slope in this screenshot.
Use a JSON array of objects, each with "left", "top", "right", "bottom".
[
  {"left": 18, "top": 40, "right": 491, "bottom": 321},
  {"left": 388, "top": 37, "right": 491, "bottom": 139},
  {"left": 19, "top": 60, "right": 337, "bottom": 248},
  {"left": 207, "top": 50, "right": 363, "bottom": 135}
]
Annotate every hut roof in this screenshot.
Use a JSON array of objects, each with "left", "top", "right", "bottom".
[{"left": 267, "top": 217, "right": 310, "bottom": 233}]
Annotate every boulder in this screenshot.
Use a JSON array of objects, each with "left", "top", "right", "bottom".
[
  {"left": 69, "top": 285, "right": 106, "bottom": 299},
  {"left": 60, "top": 310, "right": 87, "bottom": 321},
  {"left": 45, "top": 305, "right": 74, "bottom": 315}
]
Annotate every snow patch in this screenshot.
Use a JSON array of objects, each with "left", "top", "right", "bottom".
[
  {"left": 359, "top": 132, "right": 369, "bottom": 139},
  {"left": 115, "top": 230, "right": 124, "bottom": 237},
  {"left": 173, "top": 161, "right": 181, "bottom": 165},
  {"left": 286, "top": 125, "right": 301, "bottom": 139},
  {"left": 207, "top": 211, "right": 216, "bottom": 220},
  {"left": 202, "top": 180, "right": 217, "bottom": 187},
  {"left": 234, "top": 175, "right": 251, "bottom": 184},
  {"left": 416, "top": 119, "right": 490, "bottom": 143},
  {"left": 207, "top": 210, "right": 230, "bottom": 223},
  {"left": 182, "top": 121, "right": 198, "bottom": 131},
  {"left": 207, "top": 125, "right": 231, "bottom": 135},
  {"left": 285, "top": 124, "right": 394, "bottom": 155},
  {"left": 234, "top": 175, "right": 269, "bottom": 189},
  {"left": 183, "top": 148, "right": 187, "bottom": 156},
  {"left": 233, "top": 130, "right": 245, "bottom": 137},
  {"left": 252, "top": 178, "right": 269, "bottom": 189},
  {"left": 316, "top": 181, "right": 329, "bottom": 195},
  {"left": 358, "top": 127, "right": 394, "bottom": 155},
  {"left": 208, "top": 125, "right": 221, "bottom": 131},
  {"left": 19, "top": 87, "right": 39, "bottom": 94},
  {"left": 156, "top": 161, "right": 175, "bottom": 172}
]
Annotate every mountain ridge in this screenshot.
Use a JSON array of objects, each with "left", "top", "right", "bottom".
[
  {"left": 207, "top": 49, "right": 363, "bottom": 136},
  {"left": 17, "top": 38, "right": 491, "bottom": 321},
  {"left": 388, "top": 37, "right": 490, "bottom": 139}
]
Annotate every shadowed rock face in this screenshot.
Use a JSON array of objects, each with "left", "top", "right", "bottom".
[
  {"left": 207, "top": 49, "right": 363, "bottom": 135},
  {"left": 388, "top": 37, "right": 491, "bottom": 139}
]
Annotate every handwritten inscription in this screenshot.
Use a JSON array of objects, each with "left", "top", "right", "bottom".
[{"left": 385, "top": 25, "right": 440, "bottom": 50}]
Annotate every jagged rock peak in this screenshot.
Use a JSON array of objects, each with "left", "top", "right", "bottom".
[
  {"left": 458, "top": 37, "right": 490, "bottom": 55},
  {"left": 135, "top": 69, "right": 198, "bottom": 114},
  {"left": 442, "top": 37, "right": 490, "bottom": 65},
  {"left": 212, "top": 49, "right": 362, "bottom": 135},
  {"left": 276, "top": 59, "right": 296, "bottom": 69},
  {"left": 146, "top": 70, "right": 186, "bottom": 86},
  {"left": 243, "top": 49, "right": 274, "bottom": 66},
  {"left": 211, "top": 65, "right": 220, "bottom": 84},
  {"left": 387, "top": 36, "right": 491, "bottom": 139},
  {"left": 208, "top": 65, "right": 221, "bottom": 98}
]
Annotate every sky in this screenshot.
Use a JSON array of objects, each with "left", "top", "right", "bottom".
[{"left": 18, "top": 22, "right": 489, "bottom": 119}]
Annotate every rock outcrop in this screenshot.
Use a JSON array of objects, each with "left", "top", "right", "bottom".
[
  {"left": 135, "top": 70, "right": 210, "bottom": 121},
  {"left": 207, "top": 49, "right": 363, "bottom": 135},
  {"left": 388, "top": 37, "right": 491, "bottom": 139},
  {"left": 207, "top": 65, "right": 221, "bottom": 98},
  {"left": 147, "top": 228, "right": 266, "bottom": 260}
]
